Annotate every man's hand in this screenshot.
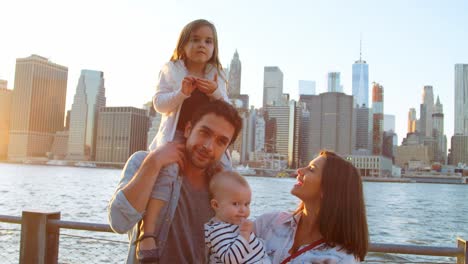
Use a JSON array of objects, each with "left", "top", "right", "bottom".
[
  {"left": 181, "top": 76, "right": 197, "bottom": 96},
  {"left": 196, "top": 73, "right": 218, "bottom": 95},
  {"left": 239, "top": 219, "right": 254, "bottom": 241}
]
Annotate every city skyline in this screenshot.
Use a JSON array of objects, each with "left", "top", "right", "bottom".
[{"left": 1, "top": 0, "right": 467, "bottom": 143}]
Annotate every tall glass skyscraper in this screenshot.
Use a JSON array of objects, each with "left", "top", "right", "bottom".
[
  {"left": 67, "top": 70, "right": 106, "bottom": 161},
  {"left": 455, "top": 64, "right": 468, "bottom": 135},
  {"left": 327, "top": 72, "right": 342, "bottom": 92},
  {"left": 298, "top": 80, "right": 316, "bottom": 96},
  {"left": 263, "top": 66, "right": 283, "bottom": 107},
  {"left": 352, "top": 43, "right": 369, "bottom": 107}
]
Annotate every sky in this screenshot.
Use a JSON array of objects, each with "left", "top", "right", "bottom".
[{"left": 1, "top": 0, "right": 467, "bottom": 144}]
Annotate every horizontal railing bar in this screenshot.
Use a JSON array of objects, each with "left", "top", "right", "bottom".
[
  {"left": 48, "top": 219, "right": 113, "bottom": 232},
  {"left": 369, "top": 243, "right": 463, "bottom": 257},
  {"left": 0, "top": 214, "right": 22, "bottom": 224},
  {"left": 0, "top": 215, "right": 465, "bottom": 258}
]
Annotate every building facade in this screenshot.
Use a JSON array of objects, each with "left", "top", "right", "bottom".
[
  {"left": 67, "top": 70, "right": 106, "bottom": 161},
  {"left": 254, "top": 114, "right": 265, "bottom": 152},
  {"left": 455, "top": 64, "right": 468, "bottom": 135},
  {"left": 420, "top": 85, "right": 434, "bottom": 138},
  {"left": 8, "top": 55, "right": 68, "bottom": 161},
  {"left": 347, "top": 155, "right": 392, "bottom": 177},
  {"left": 449, "top": 135, "right": 468, "bottom": 166},
  {"left": 298, "top": 80, "right": 316, "bottom": 97},
  {"left": 327, "top": 72, "right": 342, "bottom": 93},
  {"left": 0, "top": 86, "right": 12, "bottom": 160},
  {"left": 300, "top": 92, "right": 355, "bottom": 157},
  {"left": 395, "top": 144, "right": 431, "bottom": 169},
  {"left": 263, "top": 66, "right": 283, "bottom": 107},
  {"left": 408, "top": 108, "right": 417, "bottom": 133},
  {"left": 228, "top": 50, "right": 241, "bottom": 98},
  {"left": 354, "top": 105, "right": 372, "bottom": 153},
  {"left": 95, "top": 107, "right": 149, "bottom": 163},
  {"left": 299, "top": 105, "right": 311, "bottom": 166},
  {"left": 432, "top": 96, "right": 447, "bottom": 164},
  {"left": 264, "top": 104, "right": 291, "bottom": 161},
  {"left": 352, "top": 55, "right": 369, "bottom": 107},
  {"left": 372, "top": 83, "right": 384, "bottom": 155}
]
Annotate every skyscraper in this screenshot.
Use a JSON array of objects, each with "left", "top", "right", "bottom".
[
  {"left": 8, "top": 55, "right": 68, "bottom": 161},
  {"left": 67, "top": 70, "right": 106, "bottom": 161},
  {"left": 263, "top": 66, "right": 283, "bottom": 107},
  {"left": 298, "top": 104, "right": 311, "bottom": 166},
  {"left": 254, "top": 115, "right": 265, "bottom": 152},
  {"left": 354, "top": 105, "right": 372, "bottom": 153},
  {"left": 264, "top": 104, "right": 290, "bottom": 159},
  {"left": 228, "top": 50, "right": 241, "bottom": 98},
  {"left": 420, "top": 85, "right": 434, "bottom": 138},
  {"left": 298, "top": 80, "right": 316, "bottom": 96},
  {"left": 449, "top": 135, "right": 468, "bottom": 166},
  {"left": 327, "top": 72, "right": 342, "bottom": 93},
  {"left": 384, "top": 114, "right": 396, "bottom": 132},
  {"left": 352, "top": 41, "right": 369, "bottom": 107},
  {"left": 0, "top": 86, "right": 12, "bottom": 160},
  {"left": 301, "top": 93, "right": 355, "bottom": 156},
  {"left": 455, "top": 64, "right": 468, "bottom": 135},
  {"left": 372, "top": 83, "right": 384, "bottom": 155},
  {"left": 432, "top": 96, "right": 447, "bottom": 164},
  {"left": 408, "top": 108, "right": 417, "bottom": 133},
  {"left": 95, "top": 107, "right": 149, "bottom": 163}
]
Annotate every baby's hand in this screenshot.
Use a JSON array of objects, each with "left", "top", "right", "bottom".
[{"left": 239, "top": 219, "right": 254, "bottom": 241}]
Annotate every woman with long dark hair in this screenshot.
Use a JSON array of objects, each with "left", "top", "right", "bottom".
[{"left": 255, "top": 151, "right": 369, "bottom": 263}]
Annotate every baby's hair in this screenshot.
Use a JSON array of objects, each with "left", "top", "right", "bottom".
[{"left": 209, "top": 170, "right": 250, "bottom": 199}]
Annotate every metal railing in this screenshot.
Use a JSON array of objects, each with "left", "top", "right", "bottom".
[{"left": 0, "top": 211, "right": 466, "bottom": 264}]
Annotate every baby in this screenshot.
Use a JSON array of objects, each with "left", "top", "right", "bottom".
[{"left": 204, "top": 171, "right": 270, "bottom": 264}]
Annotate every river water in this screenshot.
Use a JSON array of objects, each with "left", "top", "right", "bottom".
[{"left": 0, "top": 163, "right": 467, "bottom": 263}]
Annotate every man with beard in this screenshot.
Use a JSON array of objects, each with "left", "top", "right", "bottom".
[{"left": 108, "top": 100, "right": 242, "bottom": 263}]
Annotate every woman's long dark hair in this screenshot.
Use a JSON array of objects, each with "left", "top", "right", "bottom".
[{"left": 294, "top": 150, "right": 369, "bottom": 261}]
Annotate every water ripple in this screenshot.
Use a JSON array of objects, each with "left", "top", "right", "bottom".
[{"left": 0, "top": 163, "right": 467, "bottom": 263}]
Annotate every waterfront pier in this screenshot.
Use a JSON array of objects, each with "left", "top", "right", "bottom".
[{"left": 0, "top": 211, "right": 466, "bottom": 264}]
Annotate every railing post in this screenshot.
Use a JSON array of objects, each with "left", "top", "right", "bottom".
[
  {"left": 458, "top": 237, "right": 467, "bottom": 264},
  {"left": 19, "top": 210, "right": 60, "bottom": 264}
]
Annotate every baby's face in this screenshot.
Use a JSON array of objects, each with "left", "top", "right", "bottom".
[{"left": 212, "top": 183, "right": 251, "bottom": 225}]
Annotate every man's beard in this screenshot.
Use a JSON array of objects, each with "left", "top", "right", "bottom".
[{"left": 186, "top": 145, "right": 216, "bottom": 169}]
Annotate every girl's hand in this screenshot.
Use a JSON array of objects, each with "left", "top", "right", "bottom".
[
  {"left": 182, "top": 76, "right": 197, "bottom": 96},
  {"left": 196, "top": 73, "right": 218, "bottom": 95}
]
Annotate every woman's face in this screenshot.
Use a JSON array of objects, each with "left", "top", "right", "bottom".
[{"left": 291, "top": 155, "right": 326, "bottom": 203}]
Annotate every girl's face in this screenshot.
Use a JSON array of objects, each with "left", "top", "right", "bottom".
[
  {"left": 291, "top": 155, "right": 326, "bottom": 203},
  {"left": 183, "top": 25, "right": 215, "bottom": 66}
]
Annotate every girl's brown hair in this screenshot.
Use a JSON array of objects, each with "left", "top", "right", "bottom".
[
  {"left": 171, "top": 19, "right": 224, "bottom": 79},
  {"left": 294, "top": 150, "right": 369, "bottom": 261}
]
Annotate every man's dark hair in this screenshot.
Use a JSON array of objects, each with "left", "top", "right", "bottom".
[{"left": 190, "top": 100, "right": 242, "bottom": 144}]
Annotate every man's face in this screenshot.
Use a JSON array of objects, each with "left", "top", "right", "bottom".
[{"left": 184, "top": 113, "right": 235, "bottom": 169}]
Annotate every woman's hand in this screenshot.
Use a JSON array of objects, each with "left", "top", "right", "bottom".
[
  {"left": 181, "top": 76, "right": 197, "bottom": 96},
  {"left": 196, "top": 73, "right": 218, "bottom": 95}
]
